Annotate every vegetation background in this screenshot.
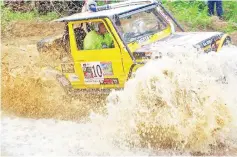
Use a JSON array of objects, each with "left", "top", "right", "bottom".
[{"left": 1, "top": 0, "right": 237, "bottom": 34}]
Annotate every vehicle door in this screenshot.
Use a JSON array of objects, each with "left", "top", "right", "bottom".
[{"left": 68, "top": 18, "right": 126, "bottom": 89}]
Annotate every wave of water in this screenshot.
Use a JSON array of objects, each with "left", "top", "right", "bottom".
[{"left": 2, "top": 45, "right": 237, "bottom": 156}]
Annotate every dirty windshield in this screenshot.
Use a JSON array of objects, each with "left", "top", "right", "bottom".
[{"left": 117, "top": 8, "right": 168, "bottom": 43}]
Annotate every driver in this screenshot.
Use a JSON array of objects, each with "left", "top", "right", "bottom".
[{"left": 83, "top": 22, "right": 113, "bottom": 50}]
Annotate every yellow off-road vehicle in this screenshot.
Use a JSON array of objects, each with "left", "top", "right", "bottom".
[{"left": 37, "top": 0, "right": 231, "bottom": 93}]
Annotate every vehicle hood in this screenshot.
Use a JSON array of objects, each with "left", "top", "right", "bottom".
[{"left": 133, "top": 32, "right": 225, "bottom": 59}]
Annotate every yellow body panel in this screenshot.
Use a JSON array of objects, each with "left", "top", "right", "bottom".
[
  {"left": 61, "top": 17, "right": 227, "bottom": 90},
  {"left": 62, "top": 17, "right": 171, "bottom": 89},
  {"left": 37, "top": 0, "right": 231, "bottom": 91},
  {"left": 217, "top": 34, "right": 228, "bottom": 52},
  {"left": 67, "top": 18, "right": 132, "bottom": 89},
  {"left": 201, "top": 34, "right": 229, "bottom": 53}
]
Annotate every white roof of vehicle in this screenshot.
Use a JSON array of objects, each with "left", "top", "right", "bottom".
[{"left": 55, "top": 1, "right": 158, "bottom": 22}]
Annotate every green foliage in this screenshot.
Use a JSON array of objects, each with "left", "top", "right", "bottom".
[
  {"left": 1, "top": 6, "right": 59, "bottom": 32},
  {"left": 97, "top": 0, "right": 120, "bottom": 6},
  {"left": 162, "top": 0, "right": 237, "bottom": 33},
  {"left": 223, "top": 1, "right": 237, "bottom": 23},
  {"left": 1, "top": 0, "right": 236, "bottom": 33}
]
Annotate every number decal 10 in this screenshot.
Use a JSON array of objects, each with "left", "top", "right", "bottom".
[{"left": 92, "top": 65, "right": 103, "bottom": 78}]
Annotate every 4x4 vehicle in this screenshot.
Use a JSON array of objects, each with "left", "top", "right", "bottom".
[{"left": 37, "top": 0, "right": 232, "bottom": 92}]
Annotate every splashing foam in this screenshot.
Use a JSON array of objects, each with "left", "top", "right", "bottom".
[{"left": 90, "top": 45, "right": 237, "bottom": 154}]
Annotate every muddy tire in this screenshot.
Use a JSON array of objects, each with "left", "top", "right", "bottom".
[{"left": 37, "top": 35, "right": 67, "bottom": 62}]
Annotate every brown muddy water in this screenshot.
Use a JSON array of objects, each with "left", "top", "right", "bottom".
[{"left": 1, "top": 21, "right": 237, "bottom": 156}]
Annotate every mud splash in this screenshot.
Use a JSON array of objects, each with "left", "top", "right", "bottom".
[
  {"left": 1, "top": 38, "right": 107, "bottom": 122},
  {"left": 98, "top": 45, "right": 237, "bottom": 154},
  {"left": 1, "top": 65, "right": 107, "bottom": 121},
  {"left": 2, "top": 44, "right": 237, "bottom": 155}
]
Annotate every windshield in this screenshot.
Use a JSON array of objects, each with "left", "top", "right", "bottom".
[{"left": 116, "top": 8, "right": 168, "bottom": 43}]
